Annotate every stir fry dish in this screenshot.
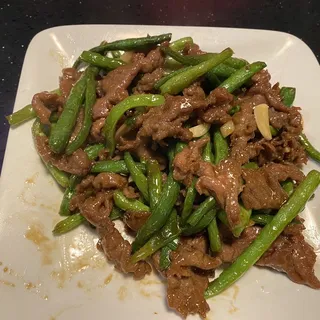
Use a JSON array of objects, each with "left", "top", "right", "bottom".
[{"left": 6, "top": 33, "right": 320, "bottom": 318}]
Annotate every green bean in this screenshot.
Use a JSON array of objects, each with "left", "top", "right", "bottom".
[
  {"left": 109, "top": 206, "right": 124, "bottom": 221},
  {"left": 162, "top": 37, "right": 193, "bottom": 70},
  {"left": 49, "top": 112, "right": 60, "bottom": 123},
  {"left": 299, "top": 133, "right": 320, "bottom": 163},
  {"left": 282, "top": 180, "right": 294, "bottom": 196},
  {"left": 206, "top": 70, "right": 221, "bottom": 88},
  {"left": 65, "top": 67, "right": 98, "bottom": 155},
  {"left": 181, "top": 178, "right": 197, "bottom": 224},
  {"left": 132, "top": 170, "right": 180, "bottom": 252},
  {"left": 205, "top": 170, "right": 320, "bottom": 298},
  {"left": 229, "top": 105, "right": 240, "bottom": 115},
  {"left": 45, "top": 163, "right": 70, "bottom": 189},
  {"left": 251, "top": 213, "right": 273, "bottom": 225},
  {"left": 154, "top": 66, "right": 193, "bottom": 90},
  {"left": 159, "top": 238, "right": 179, "bottom": 270},
  {"left": 187, "top": 196, "right": 216, "bottom": 226},
  {"left": 92, "top": 33, "right": 172, "bottom": 53},
  {"left": 252, "top": 212, "right": 301, "bottom": 226},
  {"left": 59, "top": 175, "right": 81, "bottom": 216},
  {"left": 175, "top": 141, "right": 188, "bottom": 156},
  {"left": 202, "top": 138, "right": 215, "bottom": 163},
  {"left": 213, "top": 129, "right": 229, "bottom": 164},
  {"left": 169, "top": 37, "right": 194, "bottom": 51},
  {"left": 111, "top": 50, "right": 122, "bottom": 58},
  {"left": 113, "top": 190, "right": 150, "bottom": 212},
  {"left": 218, "top": 205, "right": 252, "bottom": 237},
  {"left": 242, "top": 162, "right": 259, "bottom": 169},
  {"left": 270, "top": 125, "right": 279, "bottom": 137},
  {"left": 131, "top": 210, "right": 180, "bottom": 263},
  {"left": 6, "top": 105, "right": 36, "bottom": 126},
  {"left": 124, "top": 152, "right": 149, "bottom": 202},
  {"left": 219, "top": 62, "right": 267, "bottom": 93},
  {"left": 163, "top": 57, "right": 182, "bottom": 69},
  {"left": 32, "top": 120, "right": 70, "bottom": 188},
  {"left": 103, "top": 94, "right": 165, "bottom": 156},
  {"left": 161, "top": 47, "right": 236, "bottom": 78},
  {"left": 91, "top": 160, "right": 146, "bottom": 174},
  {"left": 6, "top": 88, "right": 61, "bottom": 126},
  {"left": 183, "top": 208, "right": 217, "bottom": 236},
  {"left": 208, "top": 217, "right": 222, "bottom": 252},
  {"left": 53, "top": 213, "right": 86, "bottom": 235},
  {"left": 160, "top": 48, "right": 234, "bottom": 95},
  {"left": 73, "top": 33, "right": 172, "bottom": 68},
  {"left": 280, "top": 87, "right": 296, "bottom": 107},
  {"left": 147, "top": 158, "right": 172, "bottom": 267},
  {"left": 84, "top": 143, "right": 105, "bottom": 160},
  {"left": 159, "top": 246, "right": 173, "bottom": 270},
  {"left": 49, "top": 68, "right": 92, "bottom": 153},
  {"left": 222, "top": 56, "right": 248, "bottom": 69},
  {"left": 80, "top": 51, "right": 125, "bottom": 69},
  {"left": 147, "top": 160, "right": 162, "bottom": 211}
]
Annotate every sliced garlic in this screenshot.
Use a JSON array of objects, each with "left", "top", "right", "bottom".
[
  {"left": 189, "top": 123, "right": 211, "bottom": 138},
  {"left": 220, "top": 120, "right": 235, "bottom": 138},
  {"left": 254, "top": 103, "right": 272, "bottom": 140},
  {"left": 120, "top": 51, "right": 133, "bottom": 63}
]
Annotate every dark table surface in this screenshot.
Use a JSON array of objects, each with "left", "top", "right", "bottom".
[{"left": 0, "top": 0, "right": 319, "bottom": 171}]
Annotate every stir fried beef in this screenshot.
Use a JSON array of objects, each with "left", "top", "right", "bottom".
[
  {"left": 59, "top": 67, "right": 81, "bottom": 100},
  {"left": 133, "top": 68, "right": 164, "bottom": 94},
  {"left": 134, "top": 94, "right": 206, "bottom": 143},
  {"left": 183, "top": 43, "right": 204, "bottom": 55},
  {"left": 248, "top": 70, "right": 289, "bottom": 113},
  {"left": 183, "top": 82, "right": 206, "bottom": 100},
  {"left": 123, "top": 211, "right": 151, "bottom": 232},
  {"left": 197, "top": 160, "right": 242, "bottom": 228},
  {"left": 69, "top": 173, "right": 151, "bottom": 279},
  {"left": 32, "top": 92, "right": 64, "bottom": 124},
  {"left": 200, "top": 87, "right": 234, "bottom": 124},
  {"left": 258, "top": 132, "right": 307, "bottom": 166},
  {"left": 241, "top": 163, "right": 304, "bottom": 210},
  {"left": 173, "top": 136, "right": 209, "bottom": 186},
  {"left": 140, "top": 47, "right": 165, "bottom": 73},
  {"left": 257, "top": 223, "right": 320, "bottom": 289},
  {"left": 123, "top": 185, "right": 140, "bottom": 199},
  {"left": 92, "top": 172, "right": 127, "bottom": 190},
  {"left": 27, "top": 36, "right": 320, "bottom": 320},
  {"left": 216, "top": 226, "right": 261, "bottom": 263},
  {"left": 216, "top": 224, "right": 320, "bottom": 289},
  {"left": 230, "top": 95, "right": 264, "bottom": 164},
  {"left": 35, "top": 135, "right": 90, "bottom": 175},
  {"left": 166, "top": 236, "right": 220, "bottom": 318},
  {"left": 99, "top": 219, "right": 152, "bottom": 279},
  {"left": 92, "top": 62, "right": 141, "bottom": 119},
  {"left": 90, "top": 118, "right": 105, "bottom": 142},
  {"left": 70, "top": 173, "right": 126, "bottom": 226},
  {"left": 80, "top": 191, "right": 114, "bottom": 227}
]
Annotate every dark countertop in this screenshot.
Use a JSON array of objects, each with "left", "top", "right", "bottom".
[{"left": 0, "top": 0, "right": 319, "bottom": 171}]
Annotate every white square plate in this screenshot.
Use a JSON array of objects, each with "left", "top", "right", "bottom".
[{"left": 1, "top": 25, "right": 320, "bottom": 320}]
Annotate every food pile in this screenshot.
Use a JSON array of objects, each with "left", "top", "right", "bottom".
[{"left": 7, "top": 33, "right": 320, "bottom": 318}]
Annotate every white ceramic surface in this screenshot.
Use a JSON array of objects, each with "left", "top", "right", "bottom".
[{"left": 0, "top": 25, "right": 319, "bottom": 320}]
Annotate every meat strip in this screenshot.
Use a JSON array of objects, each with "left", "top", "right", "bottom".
[
  {"left": 196, "top": 159, "right": 242, "bottom": 229},
  {"left": 32, "top": 92, "right": 64, "bottom": 125},
  {"left": 59, "top": 67, "right": 81, "bottom": 100},
  {"left": 99, "top": 219, "right": 152, "bottom": 280},
  {"left": 241, "top": 163, "right": 305, "bottom": 210},
  {"left": 35, "top": 135, "right": 90, "bottom": 175},
  {"left": 123, "top": 211, "right": 151, "bottom": 232},
  {"left": 92, "top": 61, "right": 141, "bottom": 119}
]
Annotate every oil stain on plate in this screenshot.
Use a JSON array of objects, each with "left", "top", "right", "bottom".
[{"left": 25, "top": 222, "right": 57, "bottom": 265}]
